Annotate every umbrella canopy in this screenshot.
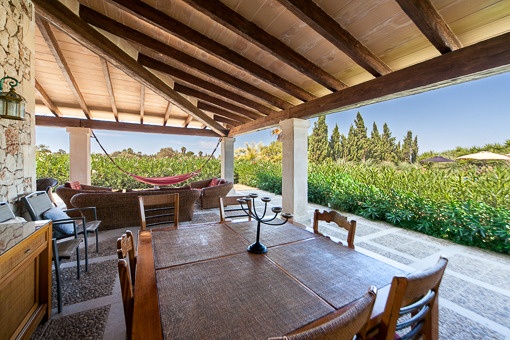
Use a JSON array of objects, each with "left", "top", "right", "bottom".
[
  {"left": 456, "top": 151, "right": 510, "bottom": 161},
  {"left": 420, "top": 156, "right": 455, "bottom": 163}
]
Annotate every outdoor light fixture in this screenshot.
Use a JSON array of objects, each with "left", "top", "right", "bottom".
[{"left": 0, "top": 76, "right": 26, "bottom": 120}]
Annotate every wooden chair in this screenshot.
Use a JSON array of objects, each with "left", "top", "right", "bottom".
[
  {"left": 374, "top": 257, "right": 448, "bottom": 340},
  {"left": 218, "top": 196, "right": 252, "bottom": 222},
  {"left": 117, "top": 230, "right": 136, "bottom": 338},
  {"left": 271, "top": 286, "right": 377, "bottom": 340},
  {"left": 313, "top": 209, "right": 356, "bottom": 249},
  {"left": 138, "top": 193, "right": 179, "bottom": 230}
]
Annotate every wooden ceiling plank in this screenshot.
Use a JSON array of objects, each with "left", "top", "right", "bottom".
[
  {"left": 105, "top": 0, "right": 315, "bottom": 102},
  {"left": 36, "top": 16, "right": 92, "bottom": 119},
  {"left": 138, "top": 54, "right": 274, "bottom": 116},
  {"left": 277, "top": 0, "right": 392, "bottom": 77},
  {"left": 181, "top": 0, "right": 346, "bottom": 92},
  {"left": 395, "top": 0, "right": 462, "bottom": 54},
  {"left": 33, "top": 0, "right": 227, "bottom": 136},
  {"left": 140, "top": 85, "right": 145, "bottom": 124},
  {"left": 35, "top": 78, "right": 62, "bottom": 117},
  {"left": 36, "top": 115, "right": 219, "bottom": 137},
  {"left": 197, "top": 102, "right": 251, "bottom": 124},
  {"left": 79, "top": 5, "right": 292, "bottom": 111},
  {"left": 100, "top": 58, "right": 119, "bottom": 122},
  {"left": 229, "top": 31, "right": 510, "bottom": 136}
]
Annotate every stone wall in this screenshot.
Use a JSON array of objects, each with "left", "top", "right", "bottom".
[{"left": 0, "top": 0, "right": 35, "bottom": 214}]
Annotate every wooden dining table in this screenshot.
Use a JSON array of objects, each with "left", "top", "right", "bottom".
[{"left": 131, "top": 220, "right": 405, "bottom": 340}]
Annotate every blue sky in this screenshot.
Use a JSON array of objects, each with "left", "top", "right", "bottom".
[{"left": 36, "top": 71, "right": 509, "bottom": 156}]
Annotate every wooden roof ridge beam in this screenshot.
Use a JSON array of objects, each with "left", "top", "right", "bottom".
[
  {"left": 79, "top": 5, "right": 293, "bottom": 111},
  {"left": 36, "top": 115, "right": 219, "bottom": 137},
  {"left": 138, "top": 54, "right": 275, "bottom": 116},
  {"left": 197, "top": 102, "right": 251, "bottom": 124},
  {"left": 35, "top": 79, "right": 62, "bottom": 117},
  {"left": 395, "top": 0, "right": 462, "bottom": 53},
  {"left": 33, "top": 0, "right": 227, "bottom": 136},
  {"left": 104, "top": 0, "right": 315, "bottom": 102},
  {"left": 181, "top": 0, "right": 346, "bottom": 92},
  {"left": 229, "top": 31, "right": 510, "bottom": 136},
  {"left": 36, "top": 16, "right": 92, "bottom": 119},
  {"left": 277, "top": 0, "right": 391, "bottom": 77},
  {"left": 100, "top": 58, "right": 119, "bottom": 122},
  {"left": 174, "top": 84, "right": 259, "bottom": 121},
  {"left": 140, "top": 85, "right": 145, "bottom": 124}
]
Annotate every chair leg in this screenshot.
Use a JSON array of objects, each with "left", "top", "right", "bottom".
[
  {"left": 52, "top": 240, "right": 63, "bottom": 314},
  {"left": 95, "top": 229, "right": 99, "bottom": 253},
  {"left": 76, "top": 247, "right": 80, "bottom": 280},
  {"left": 82, "top": 231, "right": 89, "bottom": 272}
]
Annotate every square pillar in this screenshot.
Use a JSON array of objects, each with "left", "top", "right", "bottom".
[
  {"left": 220, "top": 137, "right": 235, "bottom": 184},
  {"left": 66, "top": 127, "right": 91, "bottom": 185},
  {"left": 280, "top": 118, "right": 310, "bottom": 224}
]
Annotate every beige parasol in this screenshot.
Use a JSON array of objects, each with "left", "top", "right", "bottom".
[{"left": 456, "top": 151, "right": 510, "bottom": 161}]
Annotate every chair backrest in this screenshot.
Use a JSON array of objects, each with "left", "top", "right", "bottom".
[
  {"left": 219, "top": 196, "right": 252, "bottom": 222},
  {"left": 36, "top": 178, "right": 58, "bottom": 192},
  {"left": 21, "top": 191, "right": 54, "bottom": 221},
  {"left": 138, "top": 193, "right": 179, "bottom": 230},
  {"left": 118, "top": 259, "right": 134, "bottom": 338},
  {"left": 272, "top": 286, "right": 377, "bottom": 340},
  {"left": 0, "top": 202, "right": 16, "bottom": 222},
  {"left": 117, "top": 230, "right": 136, "bottom": 285},
  {"left": 313, "top": 209, "right": 356, "bottom": 249},
  {"left": 377, "top": 257, "right": 448, "bottom": 340}
]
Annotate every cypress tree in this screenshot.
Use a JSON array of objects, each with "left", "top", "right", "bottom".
[
  {"left": 369, "top": 122, "right": 382, "bottom": 161},
  {"left": 330, "top": 124, "right": 342, "bottom": 161},
  {"left": 308, "top": 115, "right": 330, "bottom": 163},
  {"left": 381, "top": 123, "right": 397, "bottom": 162},
  {"left": 402, "top": 131, "right": 413, "bottom": 163}
]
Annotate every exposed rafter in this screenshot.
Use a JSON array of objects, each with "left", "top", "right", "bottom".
[
  {"left": 36, "top": 16, "right": 92, "bottom": 119},
  {"left": 33, "top": 0, "right": 228, "bottom": 136},
  {"left": 395, "top": 0, "right": 462, "bottom": 54},
  {"left": 181, "top": 0, "right": 346, "bottom": 91},
  {"left": 182, "top": 114, "right": 193, "bottom": 128},
  {"left": 100, "top": 58, "right": 119, "bottom": 122},
  {"left": 163, "top": 102, "right": 172, "bottom": 126},
  {"left": 277, "top": 0, "right": 391, "bottom": 77},
  {"left": 140, "top": 85, "right": 145, "bottom": 124},
  {"left": 197, "top": 102, "right": 251, "bottom": 124},
  {"left": 35, "top": 79, "right": 62, "bottom": 117}
]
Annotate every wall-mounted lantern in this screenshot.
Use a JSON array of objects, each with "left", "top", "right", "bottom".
[{"left": 0, "top": 76, "right": 26, "bottom": 120}]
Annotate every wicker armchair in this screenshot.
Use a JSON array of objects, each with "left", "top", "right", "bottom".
[
  {"left": 56, "top": 184, "right": 112, "bottom": 210},
  {"left": 190, "top": 178, "right": 234, "bottom": 209}
]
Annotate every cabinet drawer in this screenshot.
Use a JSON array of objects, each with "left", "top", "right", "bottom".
[{"left": 0, "top": 230, "right": 47, "bottom": 279}]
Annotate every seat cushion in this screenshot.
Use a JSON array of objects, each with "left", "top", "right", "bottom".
[{"left": 43, "top": 208, "right": 75, "bottom": 238}]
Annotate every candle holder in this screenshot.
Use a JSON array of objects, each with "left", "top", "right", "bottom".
[{"left": 237, "top": 193, "right": 293, "bottom": 254}]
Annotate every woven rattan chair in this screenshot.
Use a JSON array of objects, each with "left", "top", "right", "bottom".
[
  {"left": 313, "top": 209, "right": 356, "bottom": 249},
  {"left": 373, "top": 257, "right": 448, "bottom": 340},
  {"left": 219, "top": 196, "right": 252, "bottom": 222},
  {"left": 271, "top": 286, "right": 377, "bottom": 340},
  {"left": 117, "top": 230, "right": 137, "bottom": 338},
  {"left": 138, "top": 193, "right": 179, "bottom": 230}
]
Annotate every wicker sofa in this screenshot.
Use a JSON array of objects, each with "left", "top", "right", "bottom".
[{"left": 189, "top": 178, "right": 234, "bottom": 209}]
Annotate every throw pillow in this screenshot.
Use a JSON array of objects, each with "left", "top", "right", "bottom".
[
  {"left": 43, "top": 208, "right": 75, "bottom": 238},
  {"left": 209, "top": 178, "right": 220, "bottom": 187},
  {"left": 69, "top": 181, "right": 82, "bottom": 190}
]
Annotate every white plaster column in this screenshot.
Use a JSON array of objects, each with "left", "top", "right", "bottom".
[
  {"left": 220, "top": 137, "right": 235, "bottom": 184},
  {"left": 280, "top": 118, "right": 310, "bottom": 224},
  {"left": 66, "top": 127, "right": 91, "bottom": 185}
]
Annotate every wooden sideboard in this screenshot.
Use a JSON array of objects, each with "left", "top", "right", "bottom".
[{"left": 0, "top": 220, "right": 52, "bottom": 339}]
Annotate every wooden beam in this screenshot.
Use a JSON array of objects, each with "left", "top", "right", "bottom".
[
  {"left": 33, "top": 0, "right": 227, "bottom": 136},
  {"left": 138, "top": 54, "right": 274, "bottom": 116},
  {"left": 213, "top": 114, "right": 240, "bottom": 127},
  {"left": 35, "top": 115, "right": 219, "bottom": 137},
  {"left": 277, "top": 0, "right": 391, "bottom": 77},
  {"left": 163, "top": 102, "right": 171, "bottom": 126},
  {"left": 181, "top": 0, "right": 346, "bottom": 92},
  {"left": 395, "top": 0, "right": 462, "bottom": 54},
  {"left": 36, "top": 16, "right": 92, "bottom": 119},
  {"left": 105, "top": 0, "right": 315, "bottom": 102},
  {"left": 174, "top": 84, "right": 260, "bottom": 121},
  {"left": 182, "top": 114, "right": 193, "bottom": 128},
  {"left": 229, "top": 32, "right": 510, "bottom": 136},
  {"left": 79, "top": 5, "right": 292, "bottom": 111},
  {"left": 197, "top": 102, "right": 251, "bottom": 124},
  {"left": 100, "top": 58, "right": 119, "bottom": 122},
  {"left": 35, "top": 79, "right": 61, "bottom": 117},
  {"left": 140, "top": 85, "right": 145, "bottom": 124}
]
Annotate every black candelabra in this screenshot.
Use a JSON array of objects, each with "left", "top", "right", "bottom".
[{"left": 237, "top": 193, "right": 293, "bottom": 254}]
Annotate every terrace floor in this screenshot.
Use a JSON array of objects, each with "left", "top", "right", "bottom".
[{"left": 32, "top": 185, "right": 510, "bottom": 340}]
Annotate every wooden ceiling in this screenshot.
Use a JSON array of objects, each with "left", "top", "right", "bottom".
[{"left": 33, "top": 0, "right": 510, "bottom": 138}]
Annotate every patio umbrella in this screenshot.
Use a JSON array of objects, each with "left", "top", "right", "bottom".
[
  {"left": 456, "top": 151, "right": 510, "bottom": 161},
  {"left": 420, "top": 156, "right": 455, "bottom": 163}
]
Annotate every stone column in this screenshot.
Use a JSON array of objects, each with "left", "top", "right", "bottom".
[
  {"left": 220, "top": 137, "right": 235, "bottom": 185},
  {"left": 280, "top": 118, "right": 310, "bottom": 224},
  {"left": 66, "top": 127, "right": 91, "bottom": 185}
]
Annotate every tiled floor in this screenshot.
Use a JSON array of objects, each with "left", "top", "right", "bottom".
[{"left": 35, "top": 185, "right": 510, "bottom": 339}]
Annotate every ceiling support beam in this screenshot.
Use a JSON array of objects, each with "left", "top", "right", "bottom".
[
  {"left": 35, "top": 79, "right": 62, "bottom": 117},
  {"left": 79, "top": 5, "right": 292, "bottom": 111},
  {"left": 277, "top": 0, "right": 391, "bottom": 77},
  {"left": 163, "top": 102, "right": 172, "bottom": 126},
  {"left": 197, "top": 102, "right": 251, "bottom": 124},
  {"left": 229, "top": 32, "right": 510, "bottom": 136},
  {"left": 33, "top": 0, "right": 227, "bottom": 136},
  {"left": 105, "top": 0, "right": 315, "bottom": 102},
  {"left": 182, "top": 114, "right": 193, "bottom": 128},
  {"left": 36, "top": 116, "right": 219, "bottom": 137},
  {"left": 395, "top": 0, "right": 462, "bottom": 53},
  {"left": 36, "top": 16, "right": 92, "bottom": 119},
  {"left": 140, "top": 85, "right": 145, "bottom": 124},
  {"left": 181, "top": 0, "right": 346, "bottom": 92},
  {"left": 138, "top": 54, "right": 273, "bottom": 116},
  {"left": 100, "top": 58, "right": 119, "bottom": 122}
]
